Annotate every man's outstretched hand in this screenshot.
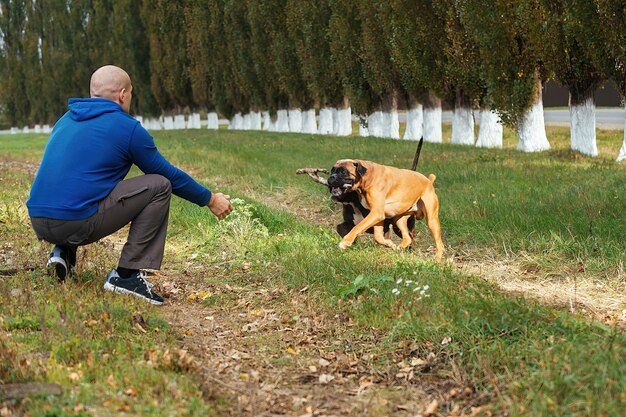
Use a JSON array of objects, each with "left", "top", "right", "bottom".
[{"left": 208, "top": 193, "right": 232, "bottom": 220}]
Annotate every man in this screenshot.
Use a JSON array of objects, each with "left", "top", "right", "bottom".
[{"left": 27, "top": 65, "right": 232, "bottom": 305}]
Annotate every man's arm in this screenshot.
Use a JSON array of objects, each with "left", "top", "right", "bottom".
[{"left": 129, "top": 124, "right": 232, "bottom": 219}]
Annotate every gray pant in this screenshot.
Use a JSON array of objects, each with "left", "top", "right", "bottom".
[{"left": 30, "top": 174, "right": 172, "bottom": 270}]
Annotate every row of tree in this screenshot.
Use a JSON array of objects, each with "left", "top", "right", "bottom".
[{"left": 1, "top": 0, "right": 624, "bottom": 159}]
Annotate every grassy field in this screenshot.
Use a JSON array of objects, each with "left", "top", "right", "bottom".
[{"left": 1, "top": 125, "right": 625, "bottom": 416}]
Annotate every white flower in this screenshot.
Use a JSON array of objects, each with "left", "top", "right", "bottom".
[
  {"left": 369, "top": 288, "right": 379, "bottom": 294},
  {"left": 396, "top": 278, "right": 403, "bottom": 284},
  {"left": 413, "top": 287, "right": 420, "bottom": 292},
  {"left": 391, "top": 288, "right": 400, "bottom": 296},
  {"left": 423, "top": 285, "right": 430, "bottom": 290},
  {"left": 412, "top": 271, "right": 417, "bottom": 275}
]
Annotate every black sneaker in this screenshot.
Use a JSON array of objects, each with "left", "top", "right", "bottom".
[
  {"left": 46, "top": 245, "right": 75, "bottom": 281},
  {"left": 103, "top": 269, "right": 164, "bottom": 305}
]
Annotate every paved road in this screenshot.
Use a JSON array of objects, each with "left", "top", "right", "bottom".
[{"left": 2, "top": 108, "right": 624, "bottom": 135}]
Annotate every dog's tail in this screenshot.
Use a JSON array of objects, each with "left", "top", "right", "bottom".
[{"left": 428, "top": 174, "right": 436, "bottom": 184}]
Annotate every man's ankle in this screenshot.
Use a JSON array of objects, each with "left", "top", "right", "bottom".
[{"left": 117, "top": 266, "right": 139, "bottom": 279}]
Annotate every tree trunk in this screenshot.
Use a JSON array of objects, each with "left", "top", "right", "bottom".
[
  {"left": 301, "top": 109, "right": 317, "bottom": 134},
  {"left": 517, "top": 81, "right": 550, "bottom": 152},
  {"left": 368, "top": 105, "right": 384, "bottom": 138},
  {"left": 262, "top": 111, "right": 271, "bottom": 131},
  {"left": 451, "top": 88, "right": 474, "bottom": 145},
  {"left": 318, "top": 107, "right": 333, "bottom": 134},
  {"left": 276, "top": 109, "right": 290, "bottom": 132},
  {"left": 422, "top": 91, "right": 442, "bottom": 143},
  {"left": 163, "top": 115, "right": 174, "bottom": 130},
  {"left": 174, "top": 114, "right": 186, "bottom": 129},
  {"left": 250, "top": 111, "right": 262, "bottom": 130},
  {"left": 404, "top": 95, "right": 423, "bottom": 141},
  {"left": 382, "top": 90, "right": 400, "bottom": 139},
  {"left": 288, "top": 108, "right": 303, "bottom": 133},
  {"left": 336, "top": 97, "right": 352, "bottom": 136},
  {"left": 569, "top": 92, "right": 597, "bottom": 156},
  {"left": 476, "top": 108, "right": 503, "bottom": 148},
  {"left": 618, "top": 104, "right": 626, "bottom": 162},
  {"left": 229, "top": 113, "right": 243, "bottom": 130},
  {"left": 207, "top": 112, "right": 219, "bottom": 130}
]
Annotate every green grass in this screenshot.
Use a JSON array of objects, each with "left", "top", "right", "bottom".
[{"left": 1, "top": 125, "right": 625, "bottom": 416}]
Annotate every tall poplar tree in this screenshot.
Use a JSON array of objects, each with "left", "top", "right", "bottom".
[
  {"left": 460, "top": 0, "right": 551, "bottom": 152},
  {"left": 541, "top": 0, "right": 607, "bottom": 156}
]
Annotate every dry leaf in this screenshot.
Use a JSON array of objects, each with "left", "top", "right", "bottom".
[
  {"left": 287, "top": 347, "right": 298, "bottom": 356},
  {"left": 124, "top": 387, "right": 137, "bottom": 397},
  {"left": 424, "top": 399, "right": 439, "bottom": 416},
  {"left": 106, "top": 374, "right": 117, "bottom": 388},
  {"left": 318, "top": 374, "right": 334, "bottom": 384},
  {"left": 441, "top": 336, "right": 452, "bottom": 346}
]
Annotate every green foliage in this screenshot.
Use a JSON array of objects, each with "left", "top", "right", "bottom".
[
  {"left": 460, "top": 0, "right": 549, "bottom": 126},
  {"left": 541, "top": 0, "right": 607, "bottom": 104},
  {"left": 285, "top": 0, "right": 343, "bottom": 107}
]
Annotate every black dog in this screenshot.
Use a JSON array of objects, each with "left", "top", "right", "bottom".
[{"left": 333, "top": 189, "right": 416, "bottom": 238}]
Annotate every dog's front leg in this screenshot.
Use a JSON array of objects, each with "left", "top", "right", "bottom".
[
  {"left": 373, "top": 224, "right": 397, "bottom": 249},
  {"left": 339, "top": 208, "right": 386, "bottom": 250}
]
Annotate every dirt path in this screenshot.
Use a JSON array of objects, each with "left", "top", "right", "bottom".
[{"left": 154, "top": 269, "right": 487, "bottom": 417}]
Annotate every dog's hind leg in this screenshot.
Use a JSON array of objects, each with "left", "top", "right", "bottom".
[
  {"left": 394, "top": 215, "right": 413, "bottom": 249},
  {"left": 421, "top": 190, "right": 444, "bottom": 261},
  {"left": 373, "top": 224, "right": 397, "bottom": 249}
]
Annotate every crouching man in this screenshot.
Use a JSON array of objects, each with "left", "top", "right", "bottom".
[{"left": 26, "top": 65, "right": 232, "bottom": 305}]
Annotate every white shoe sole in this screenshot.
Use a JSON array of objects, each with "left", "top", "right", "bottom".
[
  {"left": 103, "top": 281, "right": 163, "bottom": 305},
  {"left": 47, "top": 256, "right": 68, "bottom": 280}
]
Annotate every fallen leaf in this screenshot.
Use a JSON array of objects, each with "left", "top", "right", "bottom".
[{"left": 318, "top": 374, "right": 334, "bottom": 384}]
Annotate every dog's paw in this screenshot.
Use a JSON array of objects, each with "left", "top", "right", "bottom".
[{"left": 338, "top": 241, "right": 351, "bottom": 250}]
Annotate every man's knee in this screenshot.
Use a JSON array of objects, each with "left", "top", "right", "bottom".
[{"left": 146, "top": 174, "right": 171, "bottom": 196}]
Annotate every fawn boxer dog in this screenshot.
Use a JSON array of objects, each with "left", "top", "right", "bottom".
[{"left": 327, "top": 159, "right": 444, "bottom": 260}]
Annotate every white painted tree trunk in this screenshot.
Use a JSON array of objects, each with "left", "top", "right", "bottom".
[
  {"left": 302, "top": 109, "right": 317, "bottom": 134},
  {"left": 276, "top": 109, "right": 290, "bottom": 132},
  {"left": 368, "top": 111, "right": 384, "bottom": 137},
  {"left": 22, "top": 126, "right": 30, "bottom": 133},
  {"left": 163, "top": 116, "right": 174, "bottom": 130},
  {"left": 451, "top": 106, "right": 475, "bottom": 145},
  {"left": 207, "top": 112, "right": 219, "bottom": 129},
  {"left": 34, "top": 124, "right": 42, "bottom": 133},
  {"left": 10, "top": 127, "right": 18, "bottom": 134},
  {"left": 423, "top": 106, "right": 442, "bottom": 143},
  {"left": 318, "top": 107, "right": 333, "bottom": 134},
  {"left": 262, "top": 111, "right": 271, "bottom": 131},
  {"left": 476, "top": 109, "right": 503, "bottom": 148},
  {"left": 331, "top": 108, "right": 340, "bottom": 135},
  {"left": 382, "top": 111, "right": 400, "bottom": 139},
  {"left": 187, "top": 113, "right": 201, "bottom": 129},
  {"left": 516, "top": 93, "right": 550, "bottom": 152},
  {"left": 174, "top": 114, "right": 186, "bottom": 129},
  {"left": 337, "top": 106, "right": 352, "bottom": 136},
  {"left": 617, "top": 105, "right": 626, "bottom": 162},
  {"left": 288, "top": 108, "right": 303, "bottom": 132},
  {"left": 242, "top": 113, "right": 252, "bottom": 130},
  {"left": 570, "top": 95, "right": 597, "bottom": 156},
  {"left": 404, "top": 104, "right": 423, "bottom": 140},
  {"left": 229, "top": 113, "right": 243, "bottom": 130},
  {"left": 43, "top": 124, "right": 51, "bottom": 134},
  {"left": 250, "top": 111, "right": 262, "bottom": 130}
]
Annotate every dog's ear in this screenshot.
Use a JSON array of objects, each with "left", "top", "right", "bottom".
[{"left": 354, "top": 161, "right": 367, "bottom": 178}]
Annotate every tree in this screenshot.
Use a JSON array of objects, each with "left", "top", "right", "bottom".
[
  {"left": 461, "top": 0, "right": 551, "bottom": 152},
  {"left": 541, "top": 0, "right": 607, "bottom": 156},
  {"left": 0, "top": 0, "right": 29, "bottom": 127},
  {"left": 389, "top": 0, "right": 448, "bottom": 143},
  {"left": 142, "top": 0, "right": 194, "bottom": 117}
]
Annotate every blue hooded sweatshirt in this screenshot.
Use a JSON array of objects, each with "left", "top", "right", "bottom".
[{"left": 27, "top": 98, "right": 212, "bottom": 220}]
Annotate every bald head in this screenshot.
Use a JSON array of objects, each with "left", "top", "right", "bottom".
[{"left": 90, "top": 65, "right": 133, "bottom": 112}]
